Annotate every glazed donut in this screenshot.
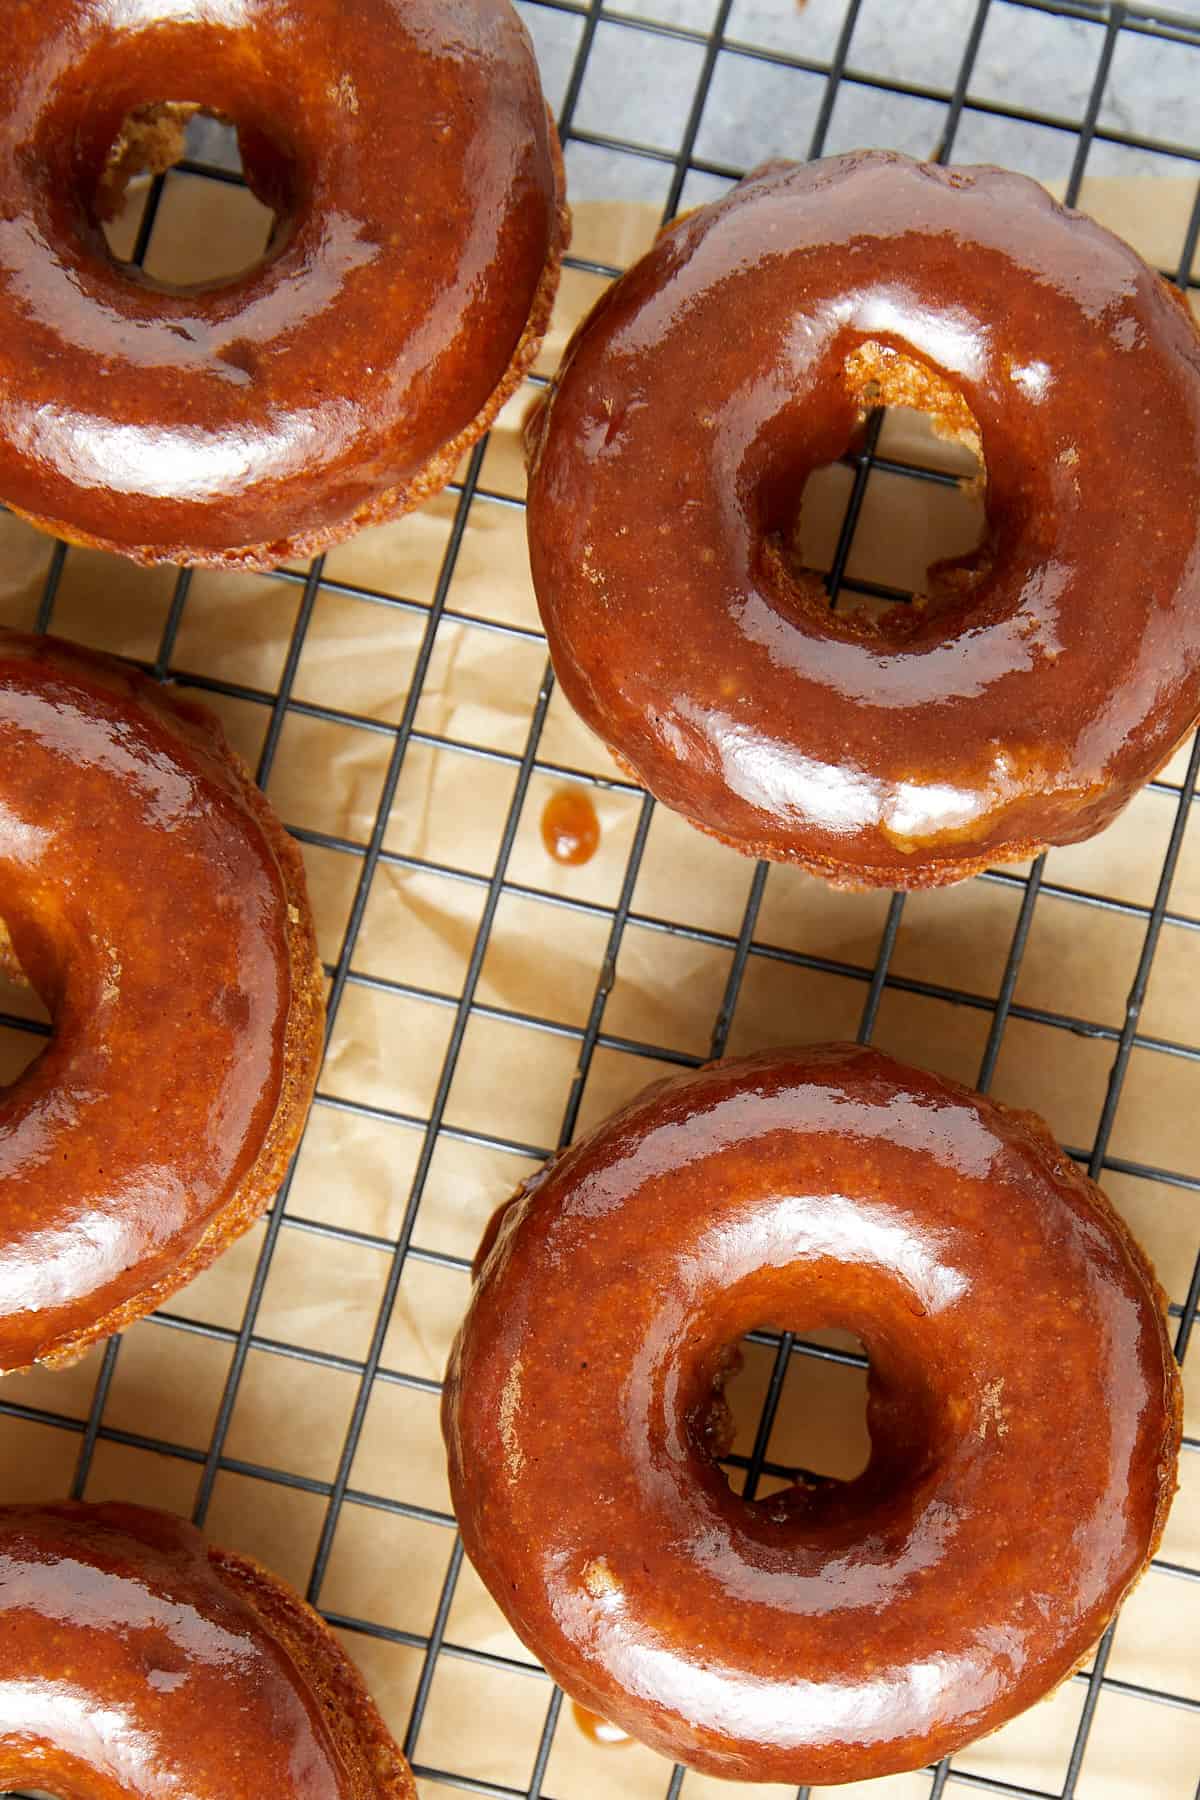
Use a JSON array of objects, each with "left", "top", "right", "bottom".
[
  {"left": 0, "top": 1500, "right": 415, "bottom": 1797},
  {"left": 443, "top": 1044, "right": 1181, "bottom": 1785},
  {"left": 0, "top": 629, "right": 323, "bottom": 1374},
  {"left": 0, "top": 0, "right": 568, "bottom": 569},
  {"left": 525, "top": 152, "right": 1200, "bottom": 889}
]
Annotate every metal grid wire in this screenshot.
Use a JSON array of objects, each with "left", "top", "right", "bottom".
[{"left": 2, "top": 1, "right": 1200, "bottom": 1796}]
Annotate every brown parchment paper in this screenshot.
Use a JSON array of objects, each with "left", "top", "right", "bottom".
[{"left": 0, "top": 177, "right": 1197, "bottom": 1800}]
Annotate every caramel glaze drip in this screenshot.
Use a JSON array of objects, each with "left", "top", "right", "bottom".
[
  {"left": 541, "top": 787, "right": 600, "bottom": 865},
  {"left": 571, "top": 1701, "right": 633, "bottom": 1746}
]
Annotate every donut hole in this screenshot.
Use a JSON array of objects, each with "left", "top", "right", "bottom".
[
  {"left": 95, "top": 105, "right": 286, "bottom": 288},
  {"left": 706, "top": 1329, "right": 873, "bottom": 1496},
  {"left": 797, "top": 412, "right": 987, "bottom": 623},
  {"left": 785, "top": 346, "right": 990, "bottom": 634},
  {"left": 0, "top": 917, "right": 53, "bottom": 1087}
]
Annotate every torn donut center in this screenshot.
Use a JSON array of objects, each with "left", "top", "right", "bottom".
[
  {"left": 95, "top": 104, "right": 288, "bottom": 289},
  {"left": 781, "top": 343, "right": 990, "bottom": 637}
]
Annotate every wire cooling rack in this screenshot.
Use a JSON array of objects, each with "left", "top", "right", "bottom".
[{"left": 2, "top": 2, "right": 1199, "bottom": 1797}]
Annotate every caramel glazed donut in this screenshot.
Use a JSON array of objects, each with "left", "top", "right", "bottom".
[
  {"left": 525, "top": 152, "right": 1200, "bottom": 889},
  {"left": 0, "top": 0, "right": 568, "bottom": 569},
  {"left": 0, "top": 1501, "right": 416, "bottom": 1797},
  {"left": 443, "top": 1045, "right": 1182, "bottom": 1785},
  {"left": 0, "top": 630, "right": 324, "bottom": 1375}
]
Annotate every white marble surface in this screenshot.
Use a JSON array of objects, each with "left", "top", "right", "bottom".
[{"left": 514, "top": 0, "right": 1200, "bottom": 208}]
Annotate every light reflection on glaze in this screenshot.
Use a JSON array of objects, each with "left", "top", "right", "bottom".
[
  {"left": 0, "top": 633, "right": 294, "bottom": 1372},
  {"left": 0, "top": 1171, "right": 190, "bottom": 1312},
  {"left": 528, "top": 151, "right": 1200, "bottom": 885},
  {"left": 547, "top": 1583, "right": 1004, "bottom": 1760},
  {"left": 675, "top": 698, "right": 1063, "bottom": 850},
  {"left": 0, "top": 1554, "right": 250, "bottom": 1663},
  {"left": 833, "top": 288, "right": 991, "bottom": 382},
  {"left": 1068, "top": 1236, "right": 1155, "bottom": 1620},
  {"left": 12, "top": 400, "right": 359, "bottom": 499},
  {"left": 730, "top": 559, "right": 1071, "bottom": 709},
  {"left": 561, "top": 1075, "right": 1002, "bottom": 1222},
  {"left": 0, "top": 799, "right": 50, "bottom": 863},
  {"left": 5, "top": 686, "right": 198, "bottom": 825},
  {"left": 682, "top": 1500, "right": 959, "bottom": 1615},
  {"left": 680, "top": 1191, "right": 970, "bottom": 1316},
  {"left": 0, "top": 1681, "right": 163, "bottom": 1787},
  {"left": 443, "top": 1045, "right": 1181, "bottom": 1786},
  {"left": 99, "top": 0, "right": 257, "bottom": 26},
  {"left": 1010, "top": 358, "right": 1053, "bottom": 400},
  {"left": 0, "top": 212, "right": 382, "bottom": 375}
]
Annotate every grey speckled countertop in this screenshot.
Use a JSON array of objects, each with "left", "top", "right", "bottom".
[{"left": 515, "top": 0, "right": 1200, "bottom": 209}]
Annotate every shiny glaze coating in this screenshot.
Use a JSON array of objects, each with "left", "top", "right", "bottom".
[
  {"left": 0, "top": 1501, "right": 415, "bottom": 1797},
  {"left": 443, "top": 1044, "right": 1181, "bottom": 1784},
  {"left": 526, "top": 153, "right": 1200, "bottom": 887},
  {"left": 0, "top": 630, "right": 323, "bottom": 1372},
  {"left": 0, "top": 0, "right": 567, "bottom": 568}
]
